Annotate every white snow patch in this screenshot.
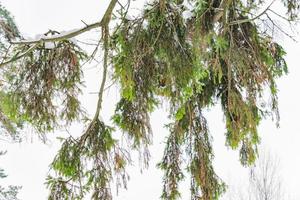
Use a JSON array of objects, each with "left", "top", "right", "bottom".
[
  {"left": 183, "top": 10, "right": 193, "bottom": 21},
  {"left": 44, "top": 41, "right": 55, "bottom": 49}
]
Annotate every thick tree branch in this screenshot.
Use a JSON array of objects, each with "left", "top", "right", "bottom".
[
  {"left": 10, "top": 22, "right": 102, "bottom": 45},
  {"left": 79, "top": 1, "right": 116, "bottom": 142},
  {"left": 93, "top": 26, "right": 109, "bottom": 121},
  {"left": 91, "top": 0, "right": 117, "bottom": 120}
]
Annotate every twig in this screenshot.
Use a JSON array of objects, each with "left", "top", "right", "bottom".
[
  {"left": 265, "top": 13, "right": 297, "bottom": 42},
  {"left": 0, "top": 44, "right": 12, "bottom": 63},
  {"left": 229, "top": 0, "right": 276, "bottom": 25},
  {"left": 0, "top": 43, "right": 39, "bottom": 68},
  {"left": 268, "top": 9, "right": 292, "bottom": 22}
]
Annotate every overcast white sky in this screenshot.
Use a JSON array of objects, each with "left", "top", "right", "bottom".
[{"left": 1, "top": 0, "right": 300, "bottom": 199}]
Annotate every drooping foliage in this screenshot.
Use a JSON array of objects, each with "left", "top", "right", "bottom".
[
  {"left": 6, "top": 39, "right": 87, "bottom": 133},
  {"left": 0, "top": 4, "right": 19, "bottom": 48},
  {"left": 0, "top": 0, "right": 298, "bottom": 199},
  {"left": 109, "top": 0, "right": 290, "bottom": 198},
  {"left": 47, "top": 119, "right": 129, "bottom": 200},
  {"left": 0, "top": 4, "right": 22, "bottom": 138}
]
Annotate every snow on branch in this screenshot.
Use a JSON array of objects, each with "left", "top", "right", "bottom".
[
  {"left": 0, "top": 0, "right": 117, "bottom": 68},
  {"left": 10, "top": 0, "right": 117, "bottom": 45},
  {"left": 11, "top": 22, "right": 101, "bottom": 45}
]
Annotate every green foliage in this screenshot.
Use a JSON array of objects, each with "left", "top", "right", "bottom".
[
  {"left": 5, "top": 39, "right": 86, "bottom": 132},
  {"left": 0, "top": 4, "right": 22, "bottom": 138},
  {"left": 48, "top": 119, "right": 129, "bottom": 200},
  {"left": 113, "top": 98, "right": 153, "bottom": 149},
  {"left": 282, "top": 0, "right": 300, "bottom": 20},
  {"left": 158, "top": 126, "right": 185, "bottom": 200},
  {"left": 0, "top": 0, "right": 295, "bottom": 199},
  {"left": 0, "top": 3, "right": 20, "bottom": 51},
  {"left": 0, "top": 92, "right": 21, "bottom": 137},
  {"left": 110, "top": 0, "right": 289, "bottom": 198},
  {"left": 0, "top": 185, "right": 20, "bottom": 200}
]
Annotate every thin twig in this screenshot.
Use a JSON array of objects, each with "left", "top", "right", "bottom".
[
  {"left": 265, "top": 13, "right": 297, "bottom": 42},
  {"left": 0, "top": 43, "right": 39, "bottom": 68},
  {"left": 229, "top": 0, "right": 276, "bottom": 25}
]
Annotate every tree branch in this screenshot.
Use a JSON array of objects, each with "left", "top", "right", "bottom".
[
  {"left": 78, "top": 0, "right": 116, "bottom": 142},
  {"left": 10, "top": 0, "right": 117, "bottom": 45},
  {"left": 0, "top": 43, "right": 39, "bottom": 68},
  {"left": 228, "top": 0, "right": 276, "bottom": 25},
  {"left": 0, "top": 0, "right": 117, "bottom": 69},
  {"left": 93, "top": 26, "right": 109, "bottom": 121},
  {"left": 11, "top": 22, "right": 102, "bottom": 45}
]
